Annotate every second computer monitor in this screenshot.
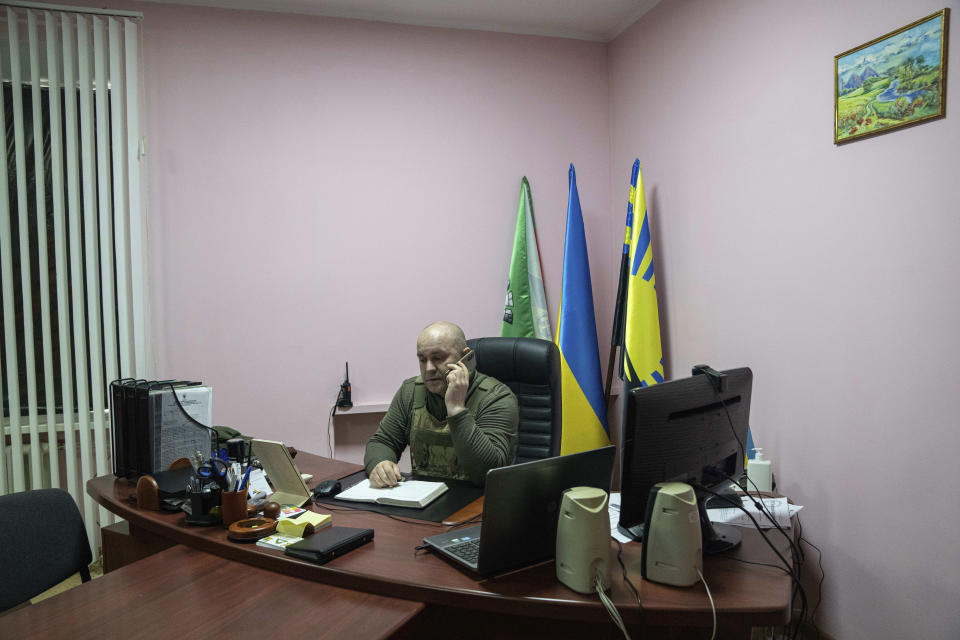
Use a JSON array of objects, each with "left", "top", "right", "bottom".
[{"left": 617, "top": 366, "right": 752, "bottom": 553}]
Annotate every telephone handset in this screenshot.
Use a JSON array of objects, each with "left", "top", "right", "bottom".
[{"left": 451, "top": 349, "right": 477, "bottom": 376}]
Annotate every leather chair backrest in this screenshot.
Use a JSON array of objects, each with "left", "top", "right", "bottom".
[
  {"left": 466, "top": 337, "right": 561, "bottom": 464},
  {"left": 0, "top": 488, "right": 92, "bottom": 612}
]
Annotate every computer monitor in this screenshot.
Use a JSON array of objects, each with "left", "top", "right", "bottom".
[{"left": 617, "top": 365, "right": 752, "bottom": 554}]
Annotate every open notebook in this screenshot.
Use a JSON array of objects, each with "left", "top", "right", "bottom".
[{"left": 335, "top": 478, "right": 448, "bottom": 508}]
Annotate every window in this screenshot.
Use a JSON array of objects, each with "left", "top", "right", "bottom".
[
  {"left": 0, "top": 6, "right": 147, "bottom": 551},
  {"left": 1, "top": 82, "right": 108, "bottom": 419}
]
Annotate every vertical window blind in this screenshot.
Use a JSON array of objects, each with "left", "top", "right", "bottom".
[{"left": 0, "top": 3, "right": 147, "bottom": 553}]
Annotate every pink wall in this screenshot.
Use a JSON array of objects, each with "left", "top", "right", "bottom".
[
  {"left": 133, "top": 4, "right": 612, "bottom": 454},
  {"left": 609, "top": 1, "right": 960, "bottom": 638},
  {"left": 98, "top": 0, "right": 960, "bottom": 634}
]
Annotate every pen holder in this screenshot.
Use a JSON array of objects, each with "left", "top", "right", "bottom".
[
  {"left": 221, "top": 490, "right": 249, "bottom": 527},
  {"left": 184, "top": 487, "right": 222, "bottom": 526}
]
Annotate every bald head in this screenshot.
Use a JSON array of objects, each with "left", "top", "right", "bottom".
[
  {"left": 417, "top": 321, "right": 467, "bottom": 352},
  {"left": 416, "top": 321, "right": 468, "bottom": 394}
]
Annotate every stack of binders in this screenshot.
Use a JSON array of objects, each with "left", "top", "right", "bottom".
[{"left": 109, "top": 379, "right": 215, "bottom": 480}]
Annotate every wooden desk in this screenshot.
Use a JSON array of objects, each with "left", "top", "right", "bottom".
[
  {"left": 87, "top": 453, "right": 793, "bottom": 639},
  {"left": 1, "top": 545, "right": 422, "bottom": 639}
]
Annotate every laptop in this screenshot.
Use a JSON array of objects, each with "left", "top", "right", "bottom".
[{"left": 422, "top": 445, "right": 616, "bottom": 575}]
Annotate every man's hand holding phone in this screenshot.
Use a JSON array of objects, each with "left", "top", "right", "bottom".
[{"left": 444, "top": 349, "right": 475, "bottom": 416}]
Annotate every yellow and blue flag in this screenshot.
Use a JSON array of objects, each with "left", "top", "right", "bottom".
[
  {"left": 620, "top": 159, "right": 663, "bottom": 389},
  {"left": 555, "top": 164, "right": 609, "bottom": 454}
]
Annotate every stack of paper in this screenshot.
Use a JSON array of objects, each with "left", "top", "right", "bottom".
[
  {"left": 606, "top": 492, "right": 804, "bottom": 541},
  {"left": 706, "top": 496, "right": 803, "bottom": 529}
]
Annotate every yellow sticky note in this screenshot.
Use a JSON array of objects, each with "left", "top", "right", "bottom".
[
  {"left": 298, "top": 512, "right": 332, "bottom": 528},
  {"left": 276, "top": 512, "right": 331, "bottom": 537}
]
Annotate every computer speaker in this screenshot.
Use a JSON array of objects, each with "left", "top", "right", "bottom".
[
  {"left": 556, "top": 486, "right": 611, "bottom": 594},
  {"left": 640, "top": 482, "right": 702, "bottom": 587}
]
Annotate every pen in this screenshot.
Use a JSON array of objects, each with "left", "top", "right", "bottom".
[{"left": 239, "top": 464, "right": 252, "bottom": 492}]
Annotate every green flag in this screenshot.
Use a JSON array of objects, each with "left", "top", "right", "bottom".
[{"left": 502, "top": 177, "right": 551, "bottom": 339}]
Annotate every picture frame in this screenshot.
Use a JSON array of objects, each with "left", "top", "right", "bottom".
[{"left": 835, "top": 9, "right": 949, "bottom": 144}]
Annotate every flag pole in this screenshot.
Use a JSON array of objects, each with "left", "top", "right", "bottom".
[
  {"left": 604, "top": 250, "right": 629, "bottom": 403},
  {"left": 604, "top": 160, "right": 640, "bottom": 405}
]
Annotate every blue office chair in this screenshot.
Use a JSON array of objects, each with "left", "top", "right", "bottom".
[
  {"left": 466, "top": 337, "right": 561, "bottom": 464},
  {"left": 0, "top": 488, "right": 92, "bottom": 612}
]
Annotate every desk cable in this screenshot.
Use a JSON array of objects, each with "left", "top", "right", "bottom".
[
  {"left": 709, "top": 385, "right": 811, "bottom": 640},
  {"left": 596, "top": 569, "right": 631, "bottom": 640},
  {"left": 326, "top": 403, "right": 337, "bottom": 459},
  {"left": 695, "top": 484, "right": 806, "bottom": 640},
  {"left": 694, "top": 568, "right": 717, "bottom": 640},
  {"left": 735, "top": 473, "right": 809, "bottom": 639},
  {"left": 727, "top": 466, "right": 818, "bottom": 640},
  {"left": 592, "top": 540, "right": 643, "bottom": 640},
  {"left": 615, "top": 539, "right": 642, "bottom": 611},
  {"left": 795, "top": 514, "right": 825, "bottom": 636}
]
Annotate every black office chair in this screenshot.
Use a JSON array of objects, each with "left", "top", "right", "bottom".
[
  {"left": 0, "top": 488, "right": 93, "bottom": 612},
  {"left": 466, "top": 337, "right": 561, "bottom": 464}
]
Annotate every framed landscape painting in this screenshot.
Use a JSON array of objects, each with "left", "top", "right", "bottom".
[{"left": 835, "top": 9, "right": 949, "bottom": 143}]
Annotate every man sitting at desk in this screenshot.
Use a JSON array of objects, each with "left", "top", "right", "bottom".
[{"left": 364, "top": 321, "right": 518, "bottom": 488}]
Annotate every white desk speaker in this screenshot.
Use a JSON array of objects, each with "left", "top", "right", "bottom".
[
  {"left": 556, "top": 486, "right": 611, "bottom": 594},
  {"left": 640, "top": 482, "right": 702, "bottom": 587}
]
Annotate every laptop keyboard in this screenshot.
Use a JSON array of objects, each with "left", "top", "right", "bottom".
[{"left": 446, "top": 538, "right": 481, "bottom": 563}]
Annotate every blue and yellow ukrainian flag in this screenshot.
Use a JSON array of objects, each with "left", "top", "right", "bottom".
[
  {"left": 555, "top": 164, "right": 609, "bottom": 454},
  {"left": 621, "top": 159, "right": 663, "bottom": 388}
]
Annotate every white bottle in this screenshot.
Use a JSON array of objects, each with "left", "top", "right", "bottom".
[{"left": 747, "top": 448, "right": 772, "bottom": 492}]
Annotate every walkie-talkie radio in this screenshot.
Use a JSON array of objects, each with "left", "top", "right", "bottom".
[{"left": 337, "top": 362, "right": 353, "bottom": 409}]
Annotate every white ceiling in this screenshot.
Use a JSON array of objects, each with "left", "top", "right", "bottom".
[{"left": 135, "top": 0, "right": 661, "bottom": 42}]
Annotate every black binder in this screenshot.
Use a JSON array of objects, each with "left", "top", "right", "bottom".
[
  {"left": 109, "top": 378, "right": 214, "bottom": 478},
  {"left": 284, "top": 527, "right": 374, "bottom": 564},
  {"left": 109, "top": 378, "right": 137, "bottom": 479}
]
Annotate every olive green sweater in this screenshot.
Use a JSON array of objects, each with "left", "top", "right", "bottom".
[{"left": 363, "top": 373, "right": 518, "bottom": 486}]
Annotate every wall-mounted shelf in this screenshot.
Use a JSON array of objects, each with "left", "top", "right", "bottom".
[{"left": 333, "top": 403, "right": 390, "bottom": 415}]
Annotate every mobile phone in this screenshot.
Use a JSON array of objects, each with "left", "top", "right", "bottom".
[{"left": 455, "top": 349, "right": 477, "bottom": 375}]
